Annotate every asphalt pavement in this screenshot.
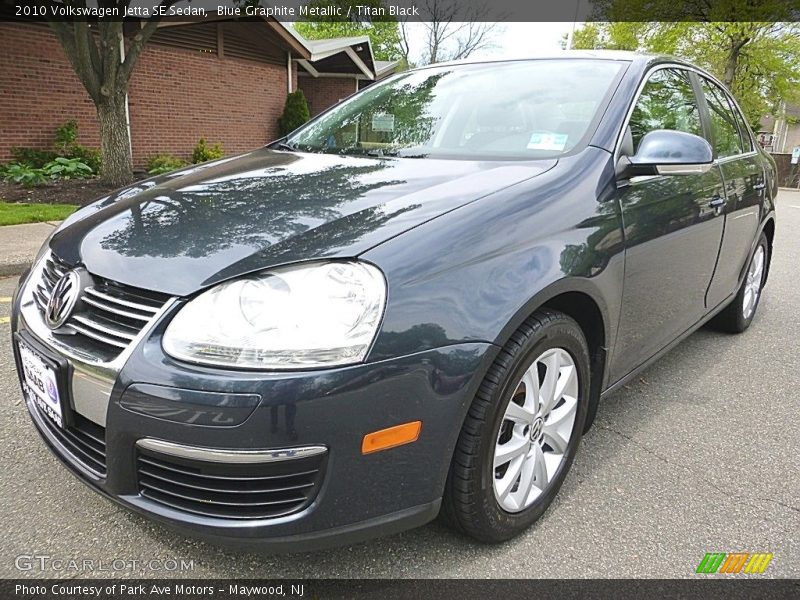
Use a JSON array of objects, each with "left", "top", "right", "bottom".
[{"left": 0, "top": 192, "right": 798, "bottom": 579}]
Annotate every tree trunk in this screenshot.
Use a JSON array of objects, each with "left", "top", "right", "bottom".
[
  {"left": 96, "top": 93, "right": 133, "bottom": 187},
  {"left": 723, "top": 51, "right": 738, "bottom": 89},
  {"left": 723, "top": 37, "right": 748, "bottom": 89}
]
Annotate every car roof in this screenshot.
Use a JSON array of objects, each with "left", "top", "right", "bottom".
[{"left": 409, "top": 50, "right": 664, "bottom": 71}]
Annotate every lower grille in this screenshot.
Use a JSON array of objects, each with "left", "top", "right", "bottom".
[
  {"left": 136, "top": 449, "right": 326, "bottom": 520},
  {"left": 37, "top": 410, "right": 107, "bottom": 476}
]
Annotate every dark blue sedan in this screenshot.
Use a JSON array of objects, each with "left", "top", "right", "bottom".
[{"left": 11, "top": 51, "right": 776, "bottom": 549}]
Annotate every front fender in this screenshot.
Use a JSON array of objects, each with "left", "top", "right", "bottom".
[{"left": 363, "top": 149, "right": 625, "bottom": 374}]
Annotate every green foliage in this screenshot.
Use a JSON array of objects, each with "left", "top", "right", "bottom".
[
  {"left": 2, "top": 163, "right": 47, "bottom": 187},
  {"left": 573, "top": 2, "right": 800, "bottom": 127},
  {"left": 10, "top": 146, "right": 57, "bottom": 169},
  {"left": 9, "top": 120, "right": 102, "bottom": 174},
  {"left": 0, "top": 202, "right": 78, "bottom": 227},
  {"left": 192, "top": 138, "right": 224, "bottom": 164},
  {"left": 68, "top": 144, "right": 102, "bottom": 173},
  {"left": 295, "top": 0, "right": 403, "bottom": 61},
  {"left": 42, "top": 157, "right": 93, "bottom": 179},
  {"left": 147, "top": 153, "right": 188, "bottom": 175},
  {"left": 278, "top": 90, "right": 311, "bottom": 137},
  {"left": 54, "top": 119, "right": 78, "bottom": 155}
]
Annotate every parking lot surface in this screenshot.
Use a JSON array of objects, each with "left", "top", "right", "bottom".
[{"left": 0, "top": 192, "right": 798, "bottom": 579}]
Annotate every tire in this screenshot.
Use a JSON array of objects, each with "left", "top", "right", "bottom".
[
  {"left": 442, "top": 309, "right": 590, "bottom": 543},
  {"left": 707, "top": 232, "right": 768, "bottom": 334}
]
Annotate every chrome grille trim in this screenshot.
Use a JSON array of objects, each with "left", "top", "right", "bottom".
[
  {"left": 18, "top": 250, "right": 178, "bottom": 426},
  {"left": 30, "top": 252, "right": 170, "bottom": 361},
  {"left": 136, "top": 438, "right": 328, "bottom": 464},
  {"left": 81, "top": 294, "right": 154, "bottom": 322},
  {"left": 71, "top": 314, "right": 138, "bottom": 342},
  {"left": 69, "top": 319, "right": 132, "bottom": 349},
  {"left": 83, "top": 286, "right": 161, "bottom": 315}
]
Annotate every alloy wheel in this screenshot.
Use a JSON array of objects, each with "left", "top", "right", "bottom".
[
  {"left": 742, "top": 246, "right": 765, "bottom": 320},
  {"left": 492, "top": 348, "right": 579, "bottom": 512}
]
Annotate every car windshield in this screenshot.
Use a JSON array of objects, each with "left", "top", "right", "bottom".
[{"left": 286, "top": 59, "right": 625, "bottom": 160}]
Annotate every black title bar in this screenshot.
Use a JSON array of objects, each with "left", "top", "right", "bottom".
[{"left": 2, "top": 0, "right": 799, "bottom": 23}]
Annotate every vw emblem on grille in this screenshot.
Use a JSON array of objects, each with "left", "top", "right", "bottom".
[{"left": 45, "top": 270, "right": 81, "bottom": 330}]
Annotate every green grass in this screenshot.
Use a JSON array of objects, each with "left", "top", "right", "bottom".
[{"left": 0, "top": 202, "right": 78, "bottom": 226}]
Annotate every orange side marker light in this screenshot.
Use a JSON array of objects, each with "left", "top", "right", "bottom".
[{"left": 361, "top": 421, "right": 422, "bottom": 454}]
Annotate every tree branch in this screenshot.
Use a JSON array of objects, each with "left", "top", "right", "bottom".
[
  {"left": 119, "top": 0, "right": 180, "bottom": 84},
  {"left": 48, "top": 20, "right": 102, "bottom": 101}
]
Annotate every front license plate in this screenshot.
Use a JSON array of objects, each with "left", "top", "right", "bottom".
[{"left": 18, "top": 340, "right": 65, "bottom": 429}]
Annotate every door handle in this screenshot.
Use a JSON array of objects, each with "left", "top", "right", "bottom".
[
  {"left": 709, "top": 196, "right": 726, "bottom": 208},
  {"left": 753, "top": 182, "right": 766, "bottom": 191}
]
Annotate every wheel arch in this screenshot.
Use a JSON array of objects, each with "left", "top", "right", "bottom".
[
  {"left": 492, "top": 279, "right": 611, "bottom": 432},
  {"left": 761, "top": 216, "right": 775, "bottom": 288}
]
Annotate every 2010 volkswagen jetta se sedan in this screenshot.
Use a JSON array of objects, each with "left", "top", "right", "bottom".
[{"left": 11, "top": 52, "right": 776, "bottom": 549}]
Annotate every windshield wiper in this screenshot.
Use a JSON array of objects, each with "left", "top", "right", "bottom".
[
  {"left": 365, "top": 148, "right": 429, "bottom": 159},
  {"left": 273, "top": 140, "right": 298, "bottom": 152}
]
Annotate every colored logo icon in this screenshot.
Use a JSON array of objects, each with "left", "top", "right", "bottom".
[
  {"left": 46, "top": 377, "right": 58, "bottom": 405},
  {"left": 696, "top": 552, "right": 773, "bottom": 574}
]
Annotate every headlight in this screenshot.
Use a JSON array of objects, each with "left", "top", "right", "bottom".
[{"left": 162, "top": 261, "right": 386, "bottom": 369}]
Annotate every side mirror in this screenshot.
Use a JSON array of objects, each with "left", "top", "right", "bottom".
[{"left": 617, "top": 129, "right": 714, "bottom": 179}]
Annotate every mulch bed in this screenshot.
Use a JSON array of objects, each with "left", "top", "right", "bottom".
[{"left": 0, "top": 176, "right": 146, "bottom": 207}]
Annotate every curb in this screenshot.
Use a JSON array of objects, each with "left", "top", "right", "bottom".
[{"left": 0, "top": 263, "right": 28, "bottom": 279}]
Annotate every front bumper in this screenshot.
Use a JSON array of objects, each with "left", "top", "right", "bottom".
[{"left": 11, "top": 267, "right": 496, "bottom": 550}]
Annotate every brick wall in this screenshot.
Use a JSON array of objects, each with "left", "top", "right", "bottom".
[
  {"left": 128, "top": 44, "right": 288, "bottom": 167},
  {"left": 0, "top": 23, "right": 291, "bottom": 169},
  {"left": 0, "top": 23, "right": 100, "bottom": 160},
  {"left": 300, "top": 76, "right": 358, "bottom": 116}
]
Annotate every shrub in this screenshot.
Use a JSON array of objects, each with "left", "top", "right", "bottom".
[
  {"left": 10, "top": 120, "right": 102, "bottom": 174},
  {"left": 10, "top": 146, "right": 57, "bottom": 168},
  {"left": 3, "top": 163, "right": 47, "bottom": 187},
  {"left": 278, "top": 90, "right": 310, "bottom": 137},
  {"left": 55, "top": 119, "right": 78, "bottom": 155},
  {"left": 192, "top": 138, "right": 224, "bottom": 164},
  {"left": 147, "top": 153, "right": 188, "bottom": 175},
  {"left": 68, "top": 144, "right": 102, "bottom": 174},
  {"left": 42, "top": 157, "right": 93, "bottom": 179}
]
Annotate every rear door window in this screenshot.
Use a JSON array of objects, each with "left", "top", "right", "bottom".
[
  {"left": 699, "top": 78, "right": 744, "bottom": 158},
  {"left": 730, "top": 97, "right": 754, "bottom": 152}
]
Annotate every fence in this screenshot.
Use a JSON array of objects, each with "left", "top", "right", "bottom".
[{"left": 769, "top": 153, "right": 800, "bottom": 188}]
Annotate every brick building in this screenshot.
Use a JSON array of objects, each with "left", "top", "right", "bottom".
[{"left": 0, "top": 20, "right": 398, "bottom": 169}]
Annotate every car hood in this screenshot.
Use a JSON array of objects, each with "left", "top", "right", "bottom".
[{"left": 51, "top": 148, "right": 555, "bottom": 296}]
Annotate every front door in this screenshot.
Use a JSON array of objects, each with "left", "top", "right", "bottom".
[{"left": 609, "top": 67, "right": 726, "bottom": 383}]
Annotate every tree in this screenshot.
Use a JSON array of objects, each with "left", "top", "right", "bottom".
[
  {"left": 47, "top": 0, "right": 178, "bottom": 186},
  {"left": 294, "top": 0, "right": 403, "bottom": 61},
  {"left": 408, "top": 0, "right": 502, "bottom": 65},
  {"left": 278, "top": 90, "right": 311, "bottom": 136},
  {"left": 574, "top": 1, "right": 800, "bottom": 128}
]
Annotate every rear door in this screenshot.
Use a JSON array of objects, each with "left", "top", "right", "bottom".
[
  {"left": 698, "top": 75, "right": 766, "bottom": 308},
  {"left": 610, "top": 66, "right": 726, "bottom": 383}
]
